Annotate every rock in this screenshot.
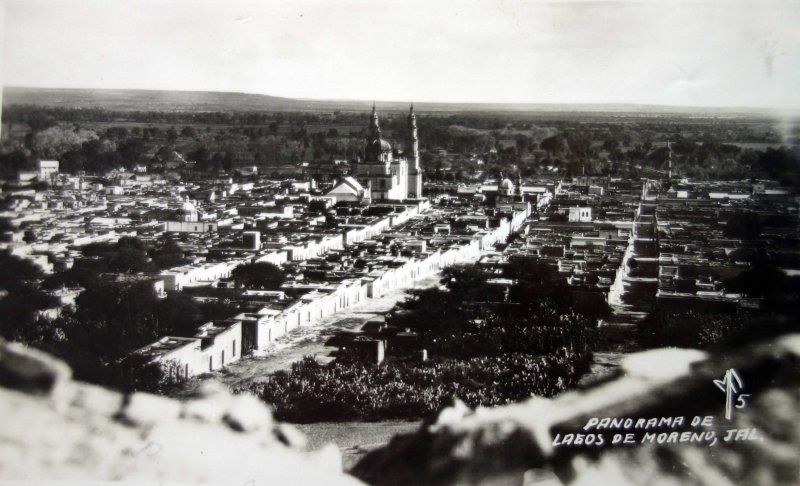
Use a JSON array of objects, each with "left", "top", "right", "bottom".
[
  {"left": 776, "top": 334, "right": 800, "bottom": 356},
  {"left": 0, "top": 342, "right": 364, "bottom": 486},
  {"left": 192, "top": 379, "right": 230, "bottom": 399},
  {"left": 222, "top": 393, "right": 273, "bottom": 433},
  {"left": 620, "top": 348, "right": 707, "bottom": 381},
  {"left": 352, "top": 336, "right": 800, "bottom": 486},
  {"left": 274, "top": 423, "right": 309, "bottom": 450},
  {"left": 69, "top": 383, "right": 124, "bottom": 418},
  {"left": 310, "top": 443, "right": 343, "bottom": 473},
  {"left": 0, "top": 338, "right": 71, "bottom": 395},
  {"left": 116, "top": 392, "right": 182, "bottom": 427},
  {"left": 181, "top": 381, "right": 233, "bottom": 423},
  {"left": 431, "top": 397, "right": 471, "bottom": 430}
]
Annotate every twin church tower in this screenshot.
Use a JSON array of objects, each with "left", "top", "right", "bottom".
[{"left": 351, "top": 104, "right": 423, "bottom": 201}]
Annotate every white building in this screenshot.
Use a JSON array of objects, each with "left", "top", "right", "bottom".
[
  {"left": 569, "top": 207, "right": 593, "bottom": 222},
  {"left": 37, "top": 160, "right": 59, "bottom": 181}
]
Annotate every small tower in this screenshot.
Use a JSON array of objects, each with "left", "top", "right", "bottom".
[
  {"left": 368, "top": 102, "right": 381, "bottom": 142},
  {"left": 406, "top": 104, "right": 423, "bottom": 199},
  {"left": 363, "top": 103, "right": 392, "bottom": 164},
  {"left": 667, "top": 141, "right": 673, "bottom": 179}
]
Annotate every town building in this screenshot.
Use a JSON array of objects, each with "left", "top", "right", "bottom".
[{"left": 37, "top": 160, "right": 60, "bottom": 182}]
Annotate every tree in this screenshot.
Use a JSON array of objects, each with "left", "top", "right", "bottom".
[
  {"left": 149, "top": 239, "right": 184, "bottom": 270},
  {"left": 724, "top": 262, "right": 800, "bottom": 312},
  {"left": 540, "top": 135, "right": 564, "bottom": 153},
  {"left": 0, "top": 219, "right": 14, "bottom": 233},
  {"left": 440, "top": 265, "right": 495, "bottom": 302},
  {"left": 754, "top": 147, "right": 800, "bottom": 185},
  {"left": 308, "top": 199, "right": 328, "bottom": 214},
  {"left": 639, "top": 310, "right": 748, "bottom": 348},
  {"left": 166, "top": 126, "right": 179, "bottom": 144},
  {"left": 118, "top": 138, "right": 146, "bottom": 168},
  {"left": 31, "top": 126, "right": 97, "bottom": 159},
  {"left": 567, "top": 131, "right": 594, "bottom": 159},
  {"left": 723, "top": 213, "right": 762, "bottom": 241},
  {"left": 60, "top": 147, "right": 87, "bottom": 173},
  {"left": 231, "top": 262, "right": 285, "bottom": 290},
  {"left": 180, "top": 126, "right": 197, "bottom": 138},
  {"left": 222, "top": 152, "right": 235, "bottom": 172},
  {"left": 25, "top": 110, "right": 58, "bottom": 132},
  {"left": 156, "top": 293, "right": 203, "bottom": 336},
  {"left": 0, "top": 288, "right": 60, "bottom": 342},
  {"left": 602, "top": 138, "right": 620, "bottom": 152},
  {"left": 107, "top": 237, "right": 153, "bottom": 273},
  {"left": 0, "top": 149, "right": 35, "bottom": 178},
  {"left": 0, "top": 253, "right": 59, "bottom": 342},
  {"left": 0, "top": 253, "right": 43, "bottom": 292},
  {"left": 41, "top": 267, "right": 103, "bottom": 290},
  {"left": 81, "top": 241, "right": 116, "bottom": 258},
  {"left": 189, "top": 146, "right": 211, "bottom": 170}
]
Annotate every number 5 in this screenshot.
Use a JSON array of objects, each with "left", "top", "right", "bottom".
[{"left": 736, "top": 394, "right": 750, "bottom": 409}]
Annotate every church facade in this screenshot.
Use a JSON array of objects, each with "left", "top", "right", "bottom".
[{"left": 351, "top": 105, "right": 423, "bottom": 201}]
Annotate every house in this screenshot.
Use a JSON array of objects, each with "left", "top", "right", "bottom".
[
  {"left": 194, "top": 320, "right": 243, "bottom": 372},
  {"left": 37, "top": 160, "right": 59, "bottom": 181},
  {"left": 325, "top": 176, "right": 370, "bottom": 203},
  {"left": 569, "top": 207, "right": 593, "bottom": 222}
]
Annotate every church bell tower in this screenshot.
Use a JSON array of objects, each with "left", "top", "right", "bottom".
[{"left": 406, "top": 105, "right": 423, "bottom": 199}]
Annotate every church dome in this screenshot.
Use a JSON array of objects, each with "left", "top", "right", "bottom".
[
  {"left": 371, "top": 139, "right": 391, "bottom": 151},
  {"left": 365, "top": 138, "right": 392, "bottom": 162},
  {"left": 501, "top": 178, "right": 515, "bottom": 190},
  {"left": 182, "top": 200, "right": 197, "bottom": 212}
]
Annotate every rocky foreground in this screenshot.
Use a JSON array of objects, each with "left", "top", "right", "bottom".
[
  {"left": 1, "top": 334, "right": 798, "bottom": 485},
  {"left": 352, "top": 337, "right": 800, "bottom": 486},
  {"left": 0, "top": 337, "right": 361, "bottom": 485}
]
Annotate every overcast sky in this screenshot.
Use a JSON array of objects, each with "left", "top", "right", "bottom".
[{"left": 2, "top": 0, "right": 799, "bottom": 109}]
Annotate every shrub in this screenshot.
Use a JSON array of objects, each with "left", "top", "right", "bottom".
[
  {"left": 240, "top": 350, "right": 592, "bottom": 422},
  {"left": 639, "top": 311, "right": 750, "bottom": 349}
]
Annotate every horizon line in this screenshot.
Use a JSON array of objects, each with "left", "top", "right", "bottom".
[{"left": 3, "top": 85, "right": 799, "bottom": 116}]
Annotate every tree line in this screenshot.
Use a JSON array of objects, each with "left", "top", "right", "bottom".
[{"left": 4, "top": 105, "right": 797, "bottom": 185}]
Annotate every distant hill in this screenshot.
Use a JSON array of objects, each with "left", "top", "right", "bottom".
[
  {"left": 0, "top": 86, "right": 784, "bottom": 116},
  {"left": 2, "top": 87, "right": 310, "bottom": 113}
]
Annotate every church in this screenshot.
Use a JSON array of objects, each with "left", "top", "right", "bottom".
[{"left": 328, "top": 105, "right": 422, "bottom": 203}]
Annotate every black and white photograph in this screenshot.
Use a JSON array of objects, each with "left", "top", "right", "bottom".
[{"left": 1, "top": 1, "right": 799, "bottom": 485}]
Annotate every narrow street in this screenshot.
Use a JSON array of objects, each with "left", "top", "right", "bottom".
[{"left": 580, "top": 193, "right": 658, "bottom": 385}]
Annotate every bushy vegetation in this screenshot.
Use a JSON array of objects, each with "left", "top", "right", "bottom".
[
  {"left": 724, "top": 262, "right": 800, "bottom": 313},
  {"left": 638, "top": 311, "right": 750, "bottom": 349},
  {"left": 230, "top": 262, "right": 285, "bottom": 290},
  {"left": 247, "top": 351, "right": 585, "bottom": 422}
]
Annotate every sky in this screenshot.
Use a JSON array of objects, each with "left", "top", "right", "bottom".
[{"left": 2, "top": 0, "right": 800, "bottom": 109}]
